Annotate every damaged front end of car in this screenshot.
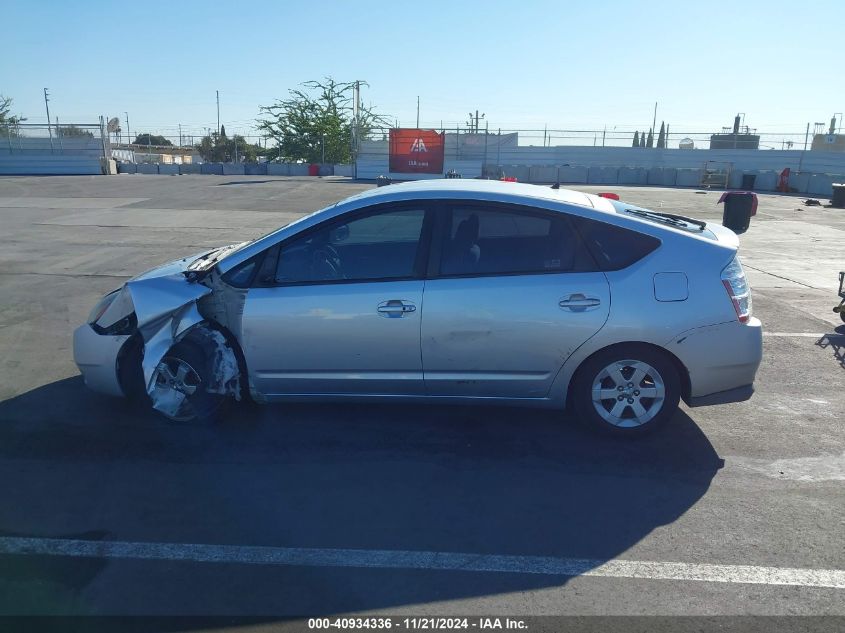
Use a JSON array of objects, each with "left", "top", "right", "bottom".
[{"left": 77, "top": 248, "right": 247, "bottom": 421}]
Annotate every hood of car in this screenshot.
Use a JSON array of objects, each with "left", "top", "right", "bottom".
[
  {"left": 130, "top": 242, "right": 249, "bottom": 283},
  {"left": 130, "top": 250, "right": 214, "bottom": 282}
]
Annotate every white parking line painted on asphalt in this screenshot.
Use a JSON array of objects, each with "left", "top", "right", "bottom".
[
  {"left": 729, "top": 452, "right": 845, "bottom": 482},
  {"left": 1, "top": 536, "right": 844, "bottom": 589},
  {"left": 762, "top": 332, "right": 829, "bottom": 338}
]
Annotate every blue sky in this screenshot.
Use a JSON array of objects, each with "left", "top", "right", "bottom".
[{"left": 1, "top": 0, "right": 842, "bottom": 144}]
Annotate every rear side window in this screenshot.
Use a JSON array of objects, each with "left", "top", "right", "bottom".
[
  {"left": 573, "top": 216, "right": 660, "bottom": 271},
  {"left": 440, "top": 206, "right": 596, "bottom": 276}
]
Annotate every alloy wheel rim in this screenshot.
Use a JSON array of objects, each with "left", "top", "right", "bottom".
[
  {"left": 151, "top": 356, "right": 202, "bottom": 422},
  {"left": 591, "top": 359, "right": 666, "bottom": 428}
]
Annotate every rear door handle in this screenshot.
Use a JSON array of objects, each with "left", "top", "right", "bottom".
[
  {"left": 559, "top": 294, "right": 601, "bottom": 311},
  {"left": 378, "top": 300, "right": 417, "bottom": 317}
]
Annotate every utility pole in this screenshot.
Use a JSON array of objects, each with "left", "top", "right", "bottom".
[
  {"left": 125, "top": 112, "right": 130, "bottom": 145},
  {"left": 43, "top": 88, "right": 54, "bottom": 153},
  {"left": 216, "top": 90, "right": 220, "bottom": 135},
  {"left": 497, "top": 127, "right": 501, "bottom": 166},
  {"left": 178, "top": 123, "right": 182, "bottom": 147},
  {"left": 352, "top": 80, "right": 361, "bottom": 178},
  {"left": 467, "top": 110, "right": 485, "bottom": 134},
  {"left": 798, "top": 122, "right": 810, "bottom": 172},
  {"left": 56, "top": 117, "right": 63, "bottom": 152},
  {"left": 483, "top": 120, "right": 489, "bottom": 177},
  {"left": 652, "top": 102, "right": 657, "bottom": 140},
  {"left": 416, "top": 96, "right": 420, "bottom": 128}
]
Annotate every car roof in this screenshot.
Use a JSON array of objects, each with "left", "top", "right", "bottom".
[{"left": 338, "top": 178, "right": 616, "bottom": 212}]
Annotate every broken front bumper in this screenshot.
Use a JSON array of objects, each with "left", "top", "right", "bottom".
[{"left": 72, "top": 324, "right": 131, "bottom": 397}]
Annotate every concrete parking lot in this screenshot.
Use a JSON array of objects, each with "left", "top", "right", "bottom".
[{"left": 0, "top": 175, "right": 843, "bottom": 620}]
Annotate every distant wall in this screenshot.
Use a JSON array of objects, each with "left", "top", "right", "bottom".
[
  {"left": 0, "top": 136, "right": 104, "bottom": 156},
  {"left": 0, "top": 136, "right": 105, "bottom": 175},
  {"left": 111, "top": 163, "right": 351, "bottom": 177},
  {"left": 0, "top": 154, "right": 103, "bottom": 175},
  {"left": 356, "top": 159, "right": 482, "bottom": 180},
  {"left": 355, "top": 140, "right": 845, "bottom": 195}
]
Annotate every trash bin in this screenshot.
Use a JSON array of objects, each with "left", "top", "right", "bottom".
[
  {"left": 741, "top": 174, "right": 757, "bottom": 190},
  {"left": 832, "top": 183, "right": 845, "bottom": 209},
  {"left": 308, "top": 163, "right": 320, "bottom": 176},
  {"left": 719, "top": 192, "right": 756, "bottom": 234}
]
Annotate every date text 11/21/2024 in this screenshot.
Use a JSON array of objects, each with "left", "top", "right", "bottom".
[{"left": 307, "top": 617, "right": 528, "bottom": 630}]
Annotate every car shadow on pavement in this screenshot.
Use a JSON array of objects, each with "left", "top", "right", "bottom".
[
  {"left": 0, "top": 377, "right": 724, "bottom": 617},
  {"left": 816, "top": 325, "right": 845, "bottom": 370}
]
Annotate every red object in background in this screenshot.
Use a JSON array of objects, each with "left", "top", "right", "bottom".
[
  {"left": 778, "top": 168, "right": 790, "bottom": 193},
  {"left": 308, "top": 164, "right": 319, "bottom": 176},
  {"left": 597, "top": 192, "right": 620, "bottom": 200},
  {"left": 389, "top": 129, "right": 445, "bottom": 174},
  {"left": 500, "top": 176, "right": 517, "bottom": 182}
]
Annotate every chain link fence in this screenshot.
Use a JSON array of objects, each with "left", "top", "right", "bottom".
[{"left": 1, "top": 122, "right": 108, "bottom": 157}]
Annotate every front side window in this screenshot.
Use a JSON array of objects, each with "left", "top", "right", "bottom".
[
  {"left": 275, "top": 207, "right": 426, "bottom": 284},
  {"left": 440, "top": 206, "right": 594, "bottom": 276}
]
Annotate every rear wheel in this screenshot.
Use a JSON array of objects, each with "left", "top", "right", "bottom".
[
  {"left": 572, "top": 345, "right": 680, "bottom": 436},
  {"left": 149, "top": 341, "right": 227, "bottom": 423}
]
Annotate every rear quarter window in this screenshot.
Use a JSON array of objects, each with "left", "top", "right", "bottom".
[{"left": 573, "top": 216, "right": 660, "bottom": 271}]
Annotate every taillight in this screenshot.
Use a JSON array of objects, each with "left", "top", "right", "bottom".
[{"left": 721, "top": 255, "right": 752, "bottom": 323}]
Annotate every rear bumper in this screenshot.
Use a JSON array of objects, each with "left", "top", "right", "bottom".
[
  {"left": 72, "top": 324, "right": 130, "bottom": 397},
  {"left": 669, "top": 317, "right": 762, "bottom": 406},
  {"left": 687, "top": 383, "right": 754, "bottom": 407}
]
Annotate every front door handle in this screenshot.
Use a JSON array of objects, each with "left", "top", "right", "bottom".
[
  {"left": 559, "top": 294, "right": 601, "bottom": 311},
  {"left": 377, "top": 300, "right": 417, "bottom": 317}
]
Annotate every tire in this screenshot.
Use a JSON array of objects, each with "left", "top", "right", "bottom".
[
  {"left": 571, "top": 344, "right": 681, "bottom": 437},
  {"left": 148, "top": 341, "right": 228, "bottom": 423}
]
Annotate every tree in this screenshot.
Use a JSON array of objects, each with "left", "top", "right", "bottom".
[
  {"left": 640, "top": 131, "right": 646, "bottom": 148},
  {"left": 58, "top": 125, "right": 94, "bottom": 139},
  {"left": 1, "top": 95, "right": 26, "bottom": 136},
  {"left": 656, "top": 121, "right": 666, "bottom": 149},
  {"left": 196, "top": 131, "right": 266, "bottom": 163},
  {"left": 646, "top": 127, "right": 654, "bottom": 148},
  {"left": 133, "top": 133, "right": 172, "bottom": 146},
  {"left": 632, "top": 131, "right": 639, "bottom": 147},
  {"left": 257, "top": 77, "right": 391, "bottom": 163},
  {"left": 0, "top": 95, "right": 25, "bottom": 125}
]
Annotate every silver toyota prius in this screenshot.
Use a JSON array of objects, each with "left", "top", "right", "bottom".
[{"left": 73, "top": 180, "right": 762, "bottom": 436}]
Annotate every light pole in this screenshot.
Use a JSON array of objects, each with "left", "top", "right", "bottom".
[{"left": 125, "top": 112, "right": 130, "bottom": 145}]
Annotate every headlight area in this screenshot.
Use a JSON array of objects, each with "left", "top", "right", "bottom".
[{"left": 89, "top": 287, "right": 138, "bottom": 336}]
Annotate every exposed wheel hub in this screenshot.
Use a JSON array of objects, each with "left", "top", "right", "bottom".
[{"left": 151, "top": 357, "right": 202, "bottom": 421}]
